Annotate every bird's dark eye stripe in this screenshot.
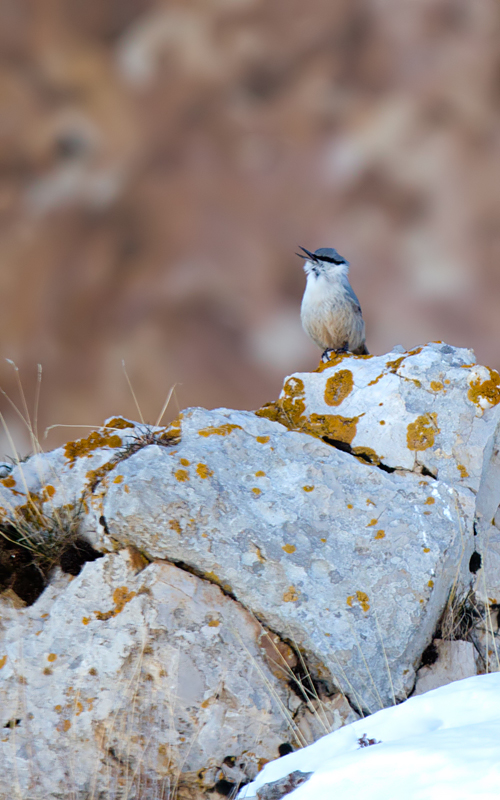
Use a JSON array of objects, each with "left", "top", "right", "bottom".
[{"left": 318, "top": 255, "right": 345, "bottom": 265}]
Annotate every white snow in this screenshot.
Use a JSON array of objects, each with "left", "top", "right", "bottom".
[{"left": 239, "top": 673, "right": 500, "bottom": 799}]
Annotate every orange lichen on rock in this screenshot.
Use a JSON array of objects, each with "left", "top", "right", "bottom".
[
  {"left": 457, "top": 464, "right": 469, "bottom": 478},
  {"left": 347, "top": 590, "right": 370, "bottom": 612},
  {"left": 105, "top": 417, "right": 135, "bottom": 430},
  {"left": 430, "top": 381, "right": 443, "bottom": 391},
  {"left": 169, "top": 519, "right": 182, "bottom": 535},
  {"left": 251, "top": 487, "right": 261, "bottom": 496},
  {"left": 352, "top": 446, "right": 381, "bottom": 465},
  {"left": 255, "top": 470, "right": 266, "bottom": 477},
  {"left": 282, "top": 544, "right": 296, "bottom": 554},
  {"left": 374, "top": 530, "right": 385, "bottom": 539},
  {"left": 406, "top": 413, "right": 439, "bottom": 451},
  {"left": 256, "top": 435, "right": 270, "bottom": 444},
  {"left": 160, "top": 414, "right": 183, "bottom": 444},
  {"left": 282, "top": 586, "right": 299, "bottom": 602},
  {"left": 64, "top": 431, "right": 122, "bottom": 468},
  {"left": 256, "top": 374, "right": 361, "bottom": 445},
  {"left": 198, "top": 423, "right": 242, "bottom": 437},
  {"left": 0, "top": 655, "right": 6, "bottom": 669},
  {"left": 467, "top": 368, "right": 500, "bottom": 408},
  {"left": 113, "top": 475, "right": 123, "bottom": 484},
  {"left": 94, "top": 586, "right": 137, "bottom": 621},
  {"left": 425, "top": 497, "right": 435, "bottom": 505},
  {"left": 175, "top": 469, "right": 189, "bottom": 482},
  {"left": 303, "top": 485, "right": 314, "bottom": 492},
  {"left": 324, "top": 370, "right": 354, "bottom": 406},
  {"left": 1, "top": 476, "right": 15, "bottom": 488},
  {"left": 196, "top": 463, "right": 213, "bottom": 479},
  {"left": 180, "top": 458, "right": 190, "bottom": 466}
]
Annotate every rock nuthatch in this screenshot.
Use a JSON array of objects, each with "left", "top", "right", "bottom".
[{"left": 298, "top": 246, "right": 369, "bottom": 359}]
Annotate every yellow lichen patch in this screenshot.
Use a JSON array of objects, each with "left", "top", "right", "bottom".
[
  {"left": 198, "top": 423, "right": 242, "bottom": 437},
  {"left": 41, "top": 484, "right": 56, "bottom": 500},
  {"left": 0, "top": 655, "right": 6, "bottom": 670},
  {"left": 256, "top": 435, "right": 270, "bottom": 444},
  {"left": 307, "top": 413, "right": 360, "bottom": 444},
  {"left": 406, "top": 413, "right": 440, "bottom": 451},
  {"left": 425, "top": 497, "right": 435, "bottom": 505},
  {"left": 366, "top": 499, "right": 375, "bottom": 506},
  {"left": 196, "top": 463, "right": 213, "bottom": 479},
  {"left": 64, "top": 431, "right": 122, "bottom": 468},
  {"left": 428, "top": 580, "right": 434, "bottom": 588},
  {"left": 430, "top": 381, "right": 443, "bottom": 392},
  {"left": 1, "top": 476, "right": 15, "bottom": 488},
  {"left": 62, "top": 720, "right": 71, "bottom": 732},
  {"left": 303, "top": 485, "right": 314, "bottom": 492},
  {"left": 160, "top": 414, "right": 183, "bottom": 444},
  {"left": 113, "top": 475, "right": 123, "bottom": 484},
  {"left": 379, "top": 420, "right": 386, "bottom": 425},
  {"left": 105, "top": 417, "right": 135, "bottom": 430},
  {"left": 346, "top": 590, "right": 370, "bottom": 612},
  {"left": 255, "top": 470, "right": 266, "bottom": 477},
  {"left": 75, "top": 701, "right": 84, "bottom": 716},
  {"left": 85, "top": 461, "right": 116, "bottom": 491},
  {"left": 457, "top": 464, "right": 469, "bottom": 478},
  {"left": 347, "top": 503, "right": 353, "bottom": 509},
  {"left": 252, "top": 487, "right": 261, "bottom": 496},
  {"left": 468, "top": 368, "right": 500, "bottom": 408},
  {"left": 175, "top": 469, "right": 189, "bottom": 482},
  {"left": 47, "top": 653, "right": 57, "bottom": 662},
  {"left": 320, "top": 537, "right": 327, "bottom": 542},
  {"left": 423, "top": 547, "right": 430, "bottom": 553},
  {"left": 281, "top": 377, "right": 306, "bottom": 423},
  {"left": 324, "top": 370, "right": 354, "bottom": 407},
  {"left": 208, "top": 619, "right": 220, "bottom": 627},
  {"left": 283, "top": 586, "right": 299, "bottom": 602},
  {"left": 314, "top": 351, "right": 348, "bottom": 372},
  {"left": 282, "top": 544, "right": 296, "bottom": 554},
  {"left": 367, "top": 374, "right": 384, "bottom": 387},
  {"left": 180, "top": 458, "right": 190, "bottom": 466},
  {"left": 82, "top": 617, "right": 90, "bottom": 625},
  {"left": 94, "top": 586, "right": 137, "bottom": 621},
  {"left": 385, "top": 356, "right": 405, "bottom": 372},
  {"left": 54, "top": 704, "right": 62, "bottom": 713},
  {"left": 257, "top": 378, "right": 361, "bottom": 445},
  {"left": 374, "top": 530, "right": 385, "bottom": 540},
  {"left": 367, "top": 519, "right": 377, "bottom": 527},
  {"left": 169, "top": 519, "right": 182, "bottom": 535},
  {"left": 204, "top": 571, "right": 233, "bottom": 593},
  {"left": 352, "top": 446, "right": 381, "bottom": 465}
]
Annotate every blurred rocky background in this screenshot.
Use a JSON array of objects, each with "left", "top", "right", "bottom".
[{"left": 0, "top": 0, "right": 499, "bottom": 456}]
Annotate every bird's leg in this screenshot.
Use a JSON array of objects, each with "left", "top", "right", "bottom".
[{"left": 321, "top": 342, "right": 349, "bottom": 363}]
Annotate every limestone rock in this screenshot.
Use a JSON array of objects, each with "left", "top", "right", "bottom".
[
  {"left": 256, "top": 770, "right": 312, "bottom": 799},
  {"left": 0, "top": 549, "right": 304, "bottom": 800},
  {"left": 294, "top": 694, "right": 359, "bottom": 744},
  {"left": 257, "top": 343, "right": 500, "bottom": 493},
  {"left": 413, "top": 639, "right": 477, "bottom": 696},
  {"left": 98, "top": 400, "right": 475, "bottom": 711}
]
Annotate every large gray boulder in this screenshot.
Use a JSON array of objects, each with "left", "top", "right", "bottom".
[
  {"left": 0, "top": 549, "right": 310, "bottom": 799},
  {"left": 0, "top": 342, "right": 498, "bottom": 798}
]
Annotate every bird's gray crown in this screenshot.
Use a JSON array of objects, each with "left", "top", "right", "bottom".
[{"left": 297, "top": 246, "right": 348, "bottom": 266}]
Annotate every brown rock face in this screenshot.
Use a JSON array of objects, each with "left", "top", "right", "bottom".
[{"left": 1, "top": 0, "right": 499, "bottom": 457}]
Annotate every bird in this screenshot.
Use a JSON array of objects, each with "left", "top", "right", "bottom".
[{"left": 298, "top": 246, "right": 369, "bottom": 360}]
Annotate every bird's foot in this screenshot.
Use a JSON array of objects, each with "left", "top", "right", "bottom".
[{"left": 321, "top": 343, "right": 349, "bottom": 363}]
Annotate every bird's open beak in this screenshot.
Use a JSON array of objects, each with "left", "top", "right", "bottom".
[{"left": 296, "top": 246, "right": 318, "bottom": 261}]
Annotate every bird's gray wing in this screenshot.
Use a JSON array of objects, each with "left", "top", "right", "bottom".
[{"left": 342, "top": 277, "right": 362, "bottom": 314}]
